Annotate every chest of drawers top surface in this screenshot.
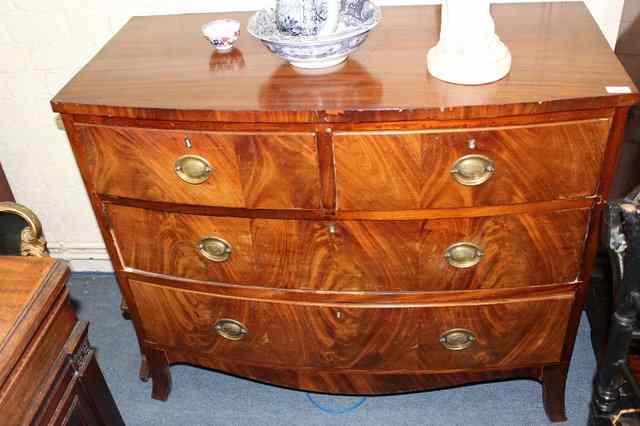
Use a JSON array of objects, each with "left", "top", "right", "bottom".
[{"left": 51, "top": 3, "right": 637, "bottom": 122}]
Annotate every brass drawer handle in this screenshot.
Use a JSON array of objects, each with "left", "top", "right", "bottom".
[
  {"left": 444, "top": 242, "right": 484, "bottom": 269},
  {"left": 450, "top": 154, "right": 495, "bottom": 186},
  {"left": 175, "top": 155, "right": 213, "bottom": 184},
  {"left": 197, "top": 236, "right": 232, "bottom": 262},
  {"left": 440, "top": 329, "right": 476, "bottom": 351},
  {"left": 214, "top": 319, "right": 248, "bottom": 341}
]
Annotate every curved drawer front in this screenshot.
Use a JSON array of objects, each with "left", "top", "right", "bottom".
[
  {"left": 108, "top": 204, "right": 589, "bottom": 291},
  {"left": 334, "top": 119, "right": 611, "bottom": 211},
  {"left": 130, "top": 280, "right": 574, "bottom": 371},
  {"left": 76, "top": 125, "right": 322, "bottom": 209}
]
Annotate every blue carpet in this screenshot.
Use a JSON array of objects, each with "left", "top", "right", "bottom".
[{"left": 68, "top": 273, "right": 596, "bottom": 425}]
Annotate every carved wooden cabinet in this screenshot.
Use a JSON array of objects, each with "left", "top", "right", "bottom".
[
  {"left": 0, "top": 257, "right": 123, "bottom": 426},
  {"left": 51, "top": 4, "right": 639, "bottom": 422}
]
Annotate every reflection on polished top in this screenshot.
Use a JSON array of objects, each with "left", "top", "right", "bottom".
[{"left": 51, "top": 4, "right": 638, "bottom": 122}]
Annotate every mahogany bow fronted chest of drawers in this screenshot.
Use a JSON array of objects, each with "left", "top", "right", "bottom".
[{"left": 51, "top": 3, "right": 639, "bottom": 422}]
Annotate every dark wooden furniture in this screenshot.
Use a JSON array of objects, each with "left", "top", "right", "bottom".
[
  {"left": 51, "top": 3, "right": 639, "bottom": 422},
  {"left": 0, "top": 257, "right": 124, "bottom": 425}
]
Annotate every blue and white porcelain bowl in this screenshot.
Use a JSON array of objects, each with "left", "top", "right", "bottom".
[{"left": 248, "top": 1, "right": 381, "bottom": 69}]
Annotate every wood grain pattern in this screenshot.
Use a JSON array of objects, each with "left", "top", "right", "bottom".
[
  {"left": 558, "top": 108, "right": 633, "bottom": 366},
  {"left": 49, "top": 3, "right": 640, "bottom": 420},
  {"left": 71, "top": 107, "right": 616, "bottom": 133},
  {"left": 329, "top": 211, "right": 589, "bottom": 291},
  {"left": 0, "top": 257, "right": 57, "bottom": 343},
  {"left": 0, "top": 257, "right": 65, "bottom": 389},
  {"left": 130, "top": 280, "right": 573, "bottom": 374},
  {"left": 108, "top": 204, "right": 590, "bottom": 291},
  {"left": 316, "top": 129, "right": 336, "bottom": 210},
  {"left": 62, "top": 114, "right": 152, "bottom": 365},
  {"left": 101, "top": 192, "right": 595, "bottom": 221},
  {"left": 0, "top": 258, "right": 123, "bottom": 426},
  {"left": 77, "top": 125, "right": 322, "bottom": 209},
  {"left": 168, "top": 353, "right": 545, "bottom": 395},
  {"left": 50, "top": 4, "right": 639, "bottom": 123},
  {"left": 123, "top": 271, "right": 580, "bottom": 306},
  {"left": 0, "top": 290, "right": 76, "bottom": 426},
  {"left": 334, "top": 120, "right": 611, "bottom": 210}
]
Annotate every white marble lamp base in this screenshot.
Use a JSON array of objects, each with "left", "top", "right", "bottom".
[{"left": 427, "top": 43, "right": 512, "bottom": 85}]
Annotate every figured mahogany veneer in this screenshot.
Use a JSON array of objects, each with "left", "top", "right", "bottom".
[
  {"left": 77, "top": 125, "right": 322, "bottom": 210},
  {"left": 52, "top": 3, "right": 640, "bottom": 423},
  {"left": 131, "top": 280, "right": 573, "bottom": 372},
  {"left": 108, "top": 204, "right": 589, "bottom": 291},
  {"left": 334, "top": 119, "right": 611, "bottom": 210}
]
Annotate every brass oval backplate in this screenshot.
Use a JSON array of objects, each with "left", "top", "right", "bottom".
[
  {"left": 174, "top": 155, "right": 213, "bottom": 184},
  {"left": 214, "top": 319, "right": 248, "bottom": 341},
  {"left": 197, "top": 236, "right": 232, "bottom": 262},
  {"left": 440, "top": 328, "right": 476, "bottom": 351},
  {"left": 444, "top": 242, "right": 484, "bottom": 269},
  {"left": 450, "top": 154, "right": 495, "bottom": 186}
]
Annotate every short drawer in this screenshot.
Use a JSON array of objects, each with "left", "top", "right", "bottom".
[
  {"left": 108, "top": 204, "right": 590, "bottom": 291},
  {"left": 130, "top": 280, "right": 574, "bottom": 370},
  {"left": 77, "top": 125, "right": 322, "bottom": 210},
  {"left": 333, "top": 119, "right": 611, "bottom": 210}
]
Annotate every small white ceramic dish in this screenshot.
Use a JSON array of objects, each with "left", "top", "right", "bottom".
[{"left": 202, "top": 19, "right": 241, "bottom": 52}]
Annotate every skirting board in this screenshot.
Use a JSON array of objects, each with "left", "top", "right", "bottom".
[{"left": 48, "top": 242, "right": 114, "bottom": 272}]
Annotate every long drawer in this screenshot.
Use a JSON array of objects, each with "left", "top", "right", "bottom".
[
  {"left": 76, "top": 125, "right": 323, "bottom": 210},
  {"left": 130, "top": 280, "right": 574, "bottom": 371},
  {"left": 333, "top": 119, "right": 611, "bottom": 210},
  {"left": 108, "top": 204, "right": 590, "bottom": 291}
]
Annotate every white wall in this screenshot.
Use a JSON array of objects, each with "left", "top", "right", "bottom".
[{"left": 0, "top": 0, "right": 624, "bottom": 271}]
